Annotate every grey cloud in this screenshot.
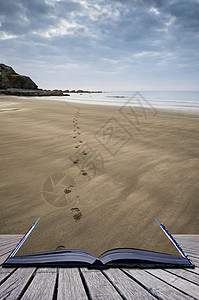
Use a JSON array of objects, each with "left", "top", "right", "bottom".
[
  {"left": 0, "top": 0, "right": 81, "bottom": 35},
  {"left": 0, "top": 0, "right": 198, "bottom": 90},
  {"left": 165, "top": 0, "right": 199, "bottom": 32},
  {"left": 0, "top": 0, "right": 53, "bottom": 34},
  {"left": 1, "top": 0, "right": 198, "bottom": 42}
]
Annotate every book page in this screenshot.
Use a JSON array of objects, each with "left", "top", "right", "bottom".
[
  {"left": 16, "top": 174, "right": 180, "bottom": 258},
  {"left": 1, "top": 100, "right": 192, "bottom": 259}
]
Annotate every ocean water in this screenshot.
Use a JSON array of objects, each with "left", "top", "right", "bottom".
[{"left": 36, "top": 91, "right": 199, "bottom": 112}]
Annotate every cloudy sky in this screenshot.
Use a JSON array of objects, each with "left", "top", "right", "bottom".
[{"left": 0, "top": 0, "right": 199, "bottom": 90}]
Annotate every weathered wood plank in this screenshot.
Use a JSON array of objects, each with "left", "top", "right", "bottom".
[
  {"left": 0, "top": 242, "right": 20, "bottom": 257},
  {"left": 179, "top": 246, "right": 199, "bottom": 253},
  {"left": 184, "top": 249, "right": 198, "bottom": 255},
  {"left": 0, "top": 267, "right": 15, "bottom": 283},
  {"left": 81, "top": 268, "right": 122, "bottom": 299},
  {"left": 0, "top": 239, "right": 21, "bottom": 248},
  {"left": 0, "top": 242, "right": 22, "bottom": 253},
  {"left": 174, "top": 234, "right": 199, "bottom": 240},
  {"left": 180, "top": 247, "right": 199, "bottom": 254},
  {"left": 189, "top": 267, "right": 199, "bottom": 275},
  {"left": 123, "top": 268, "right": 191, "bottom": 300},
  {"left": 0, "top": 267, "right": 15, "bottom": 274},
  {"left": 181, "top": 245, "right": 199, "bottom": 250},
  {"left": 147, "top": 268, "right": 199, "bottom": 299},
  {"left": 0, "top": 252, "right": 11, "bottom": 265},
  {"left": 173, "top": 235, "right": 199, "bottom": 248},
  {"left": 0, "top": 268, "right": 35, "bottom": 300},
  {"left": 0, "top": 235, "right": 23, "bottom": 265},
  {"left": 21, "top": 270, "right": 57, "bottom": 300},
  {"left": 174, "top": 235, "right": 199, "bottom": 240},
  {"left": 173, "top": 238, "right": 199, "bottom": 248},
  {"left": 0, "top": 235, "right": 23, "bottom": 247},
  {"left": 37, "top": 268, "right": 57, "bottom": 273},
  {"left": 174, "top": 239, "right": 199, "bottom": 245},
  {"left": 182, "top": 250, "right": 199, "bottom": 258},
  {"left": 177, "top": 243, "right": 199, "bottom": 249},
  {"left": 103, "top": 268, "right": 155, "bottom": 299},
  {"left": 165, "top": 268, "right": 199, "bottom": 285},
  {"left": 57, "top": 268, "right": 88, "bottom": 300},
  {"left": 0, "top": 235, "right": 23, "bottom": 241}
]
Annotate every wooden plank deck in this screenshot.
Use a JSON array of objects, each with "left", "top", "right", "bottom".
[{"left": 0, "top": 235, "right": 198, "bottom": 299}]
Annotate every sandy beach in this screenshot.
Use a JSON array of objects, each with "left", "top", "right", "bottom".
[{"left": 0, "top": 95, "right": 198, "bottom": 257}]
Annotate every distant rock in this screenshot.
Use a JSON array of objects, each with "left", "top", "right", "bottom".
[
  {"left": 0, "top": 89, "right": 68, "bottom": 97},
  {"left": 0, "top": 64, "right": 38, "bottom": 90},
  {"left": 63, "top": 89, "right": 102, "bottom": 93}
]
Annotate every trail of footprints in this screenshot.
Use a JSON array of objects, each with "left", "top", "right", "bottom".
[
  {"left": 72, "top": 109, "right": 88, "bottom": 176},
  {"left": 69, "top": 109, "right": 90, "bottom": 222}
]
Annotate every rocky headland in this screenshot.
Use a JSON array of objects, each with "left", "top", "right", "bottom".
[
  {"left": 0, "top": 64, "right": 102, "bottom": 96},
  {"left": 0, "top": 64, "right": 38, "bottom": 90}
]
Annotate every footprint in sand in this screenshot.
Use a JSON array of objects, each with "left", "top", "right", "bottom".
[
  {"left": 82, "top": 151, "right": 87, "bottom": 156},
  {"left": 71, "top": 208, "right": 82, "bottom": 221},
  {"left": 81, "top": 169, "right": 87, "bottom": 176},
  {"left": 64, "top": 188, "right": 71, "bottom": 194},
  {"left": 79, "top": 140, "right": 83, "bottom": 143},
  {"left": 73, "top": 136, "right": 76, "bottom": 138},
  {"left": 64, "top": 184, "right": 74, "bottom": 195},
  {"left": 73, "top": 159, "right": 79, "bottom": 164},
  {"left": 71, "top": 207, "right": 80, "bottom": 212},
  {"left": 73, "top": 212, "right": 82, "bottom": 221},
  {"left": 56, "top": 245, "right": 65, "bottom": 250}
]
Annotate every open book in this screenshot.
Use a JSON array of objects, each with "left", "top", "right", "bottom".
[{"left": 3, "top": 218, "right": 194, "bottom": 268}]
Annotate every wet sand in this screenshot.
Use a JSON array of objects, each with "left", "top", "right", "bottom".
[{"left": 0, "top": 95, "right": 198, "bottom": 257}]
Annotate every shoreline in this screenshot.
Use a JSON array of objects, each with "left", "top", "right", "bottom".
[
  {"left": 0, "top": 96, "right": 198, "bottom": 256},
  {"left": 1, "top": 94, "right": 199, "bottom": 118}
]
